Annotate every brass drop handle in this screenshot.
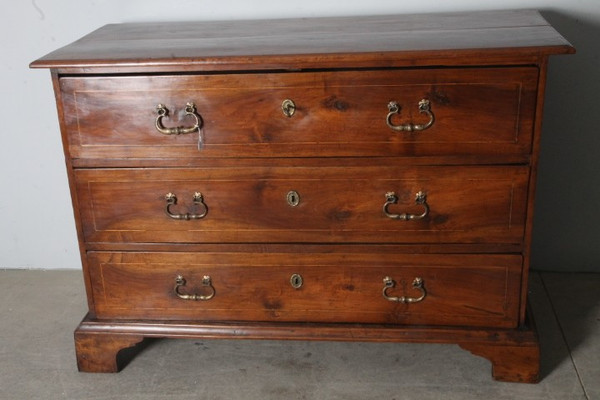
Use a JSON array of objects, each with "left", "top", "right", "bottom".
[
  {"left": 382, "top": 277, "right": 426, "bottom": 303},
  {"left": 155, "top": 102, "right": 201, "bottom": 135},
  {"left": 165, "top": 192, "right": 208, "bottom": 220},
  {"left": 383, "top": 191, "right": 429, "bottom": 221},
  {"left": 386, "top": 99, "right": 434, "bottom": 132},
  {"left": 174, "top": 275, "right": 215, "bottom": 301}
]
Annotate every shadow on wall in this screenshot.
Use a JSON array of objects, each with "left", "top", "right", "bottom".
[{"left": 531, "top": 10, "right": 600, "bottom": 272}]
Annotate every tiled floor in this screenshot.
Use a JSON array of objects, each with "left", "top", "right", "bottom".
[{"left": 0, "top": 270, "right": 598, "bottom": 399}]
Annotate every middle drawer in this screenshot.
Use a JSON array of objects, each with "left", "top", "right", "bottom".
[{"left": 75, "top": 165, "right": 528, "bottom": 245}]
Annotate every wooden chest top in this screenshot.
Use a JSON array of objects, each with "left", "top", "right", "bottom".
[{"left": 31, "top": 10, "right": 573, "bottom": 73}]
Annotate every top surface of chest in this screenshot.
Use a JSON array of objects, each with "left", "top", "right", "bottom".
[{"left": 31, "top": 10, "right": 573, "bottom": 73}]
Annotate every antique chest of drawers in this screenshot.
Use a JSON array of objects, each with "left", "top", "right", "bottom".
[{"left": 32, "top": 10, "right": 573, "bottom": 382}]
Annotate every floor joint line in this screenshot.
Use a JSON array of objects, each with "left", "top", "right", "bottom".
[{"left": 539, "top": 272, "right": 590, "bottom": 399}]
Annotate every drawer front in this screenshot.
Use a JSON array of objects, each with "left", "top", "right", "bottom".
[
  {"left": 88, "top": 252, "right": 522, "bottom": 328},
  {"left": 75, "top": 166, "right": 528, "bottom": 245},
  {"left": 61, "top": 67, "right": 537, "bottom": 160}
]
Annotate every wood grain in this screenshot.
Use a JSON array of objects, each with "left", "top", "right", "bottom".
[
  {"left": 59, "top": 68, "right": 538, "bottom": 160},
  {"left": 31, "top": 10, "right": 574, "bottom": 73},
  {"left": 74, "top": 331, "right": 144, "bottom": 373},
  {"left": 74, "top": 165, "right": 529, "bottom": 245},
  {"left": 460, "top": 342, "right": 540, "bottom": 383},
  {"left": 31, "top": 10, "right": 575, "bottom": 380},
  {"left": 74, "top": 311, "right": 540, "bottom": 381},
  {"left": 87, "top": 251, "right": 522, "bottom": 328}
]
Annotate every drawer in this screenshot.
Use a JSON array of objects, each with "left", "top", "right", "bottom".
[
  {"left": 88, "top": 252, "right": 522, "bottom": 328},
  {"left": 61, "top": 67, "right": 537, "bottom": 161},
  {"left": 75, "top": 165, "right": 528, "bottom": 245}
]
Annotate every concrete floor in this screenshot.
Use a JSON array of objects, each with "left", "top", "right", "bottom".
[{"left": 0, "top": 270, "right": 598, "bottom": 400}]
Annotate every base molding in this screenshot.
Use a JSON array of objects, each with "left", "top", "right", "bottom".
[{"left": 74, "top": 312, "right": 539, "bottom": 382}]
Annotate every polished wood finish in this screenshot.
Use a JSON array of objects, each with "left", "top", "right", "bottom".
[
  {"left": 30, "top": 10, "right": 573, "bottom": 73},
  {"left": 33, "top": 10, "right": 574, "bottom": 381},
  {"left": 59, "top": 68, "right": 538, "bottom": 160},
  {"left": 460, "top": 342, "right": 540, "bottom": 383},
  {"left": 75, "top": 312, "right": 540, "bottom": 382},
  {"left": 75, "top": 166, "right": 528, "bottom": 244},
  {"left": 74, "top": 330, "right": 144, "bottom": 373},
  {"left": 87, "top": 252, "right": 522, "bottom": 327}
]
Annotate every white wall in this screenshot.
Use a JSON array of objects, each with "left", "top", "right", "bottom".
[{"left": 2, "top": 0, "right": 599, "bottom": 270}]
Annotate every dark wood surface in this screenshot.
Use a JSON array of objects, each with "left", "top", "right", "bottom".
[
  {"left": 74, "top": 312, "right": 540, "bottom": 381},
  {"left": 32, "top": 10, "right": 575, "bottom": 381},
  {"left": 87, "top": 251, "right": 521, "bottom": 327},
  {"left": 31, "top": 10, "right": 573, "bottom": 72},
  {"left": 75, "top": 166, "right": 528, "bottom": 245},
  {"left": 60, "top": 67, "right": 538, "bottom": 160}
]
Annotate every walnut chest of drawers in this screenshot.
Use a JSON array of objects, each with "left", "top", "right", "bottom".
[{"left": 32, "top": 10, "right": 574, "bottom": 382}]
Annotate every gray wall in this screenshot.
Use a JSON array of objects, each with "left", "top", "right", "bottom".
[
  {"left": 1, "top": 1, "right": 599, "bottom": 271},
  {"left": 532, "top": 10, "right": 600, "bottom": 271}
]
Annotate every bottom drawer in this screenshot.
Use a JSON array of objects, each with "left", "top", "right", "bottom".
[{"left": 87, "top": 252, "right": 522, "bottom": 328}]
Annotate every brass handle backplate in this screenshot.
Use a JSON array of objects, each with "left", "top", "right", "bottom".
[
  {"left": 165, "top": 192, "right": 208, "bottom": 220},
  {"left": 156, "top": 102, "right": 201, "bottom": 135},
  {"left": 382, "top": 277, "right": 426, "bottom": 303},
  {"left": 383, "top": 191, "right": 429, "bottom": 221},
  {"left": 174, "top": 275, "right": 215, "bottom": 301},
  {"left": 386, "top": 99, "right": 434, "bottom": 132}
]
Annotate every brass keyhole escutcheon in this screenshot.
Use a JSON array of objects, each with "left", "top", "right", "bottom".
[
  {"left": 290, "top": 273, "right": 303, "bottom": 289},
  {"left": 287, "top": 190, "right": 300, "bottom": 207},
  {"left": 282, "top": 99, "right": 296, "bottom": 117}
]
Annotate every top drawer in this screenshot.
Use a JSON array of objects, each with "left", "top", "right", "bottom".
[{"left": 60, "top": 67, "right": 538, "bottom": 161}]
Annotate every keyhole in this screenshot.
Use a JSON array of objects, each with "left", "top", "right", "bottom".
[
  {"left": 282, "top": 99, "right": 296, "bottom": 117},
  {"left": 290, "top": 273, "right": 303, "bottom": 289},
  {"left": 287, "top": 190, "right": 300, "bottom": 207}
]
